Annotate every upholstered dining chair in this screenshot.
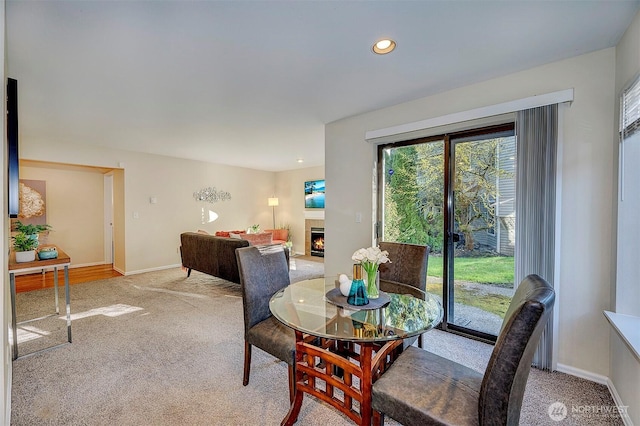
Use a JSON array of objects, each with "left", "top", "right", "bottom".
[
  {"left": 235, "top": 245, "right": 296, "bottom": 402},
  {"left": 371, "top": 274, "right": 555, "bottom": 426},
  {"left": 378, "top": 241, "right": 430, "bottom": 348}
]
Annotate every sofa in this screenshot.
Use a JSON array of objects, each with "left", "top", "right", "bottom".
[
  {"left": 180, "top": 232, "right": 249, "bottom": 283},
  {"left": 180, "top": 231, "right": 289, "bottom": 284},
  {"left": 264, "top": 228, "right": 289, "bottom": 245}
]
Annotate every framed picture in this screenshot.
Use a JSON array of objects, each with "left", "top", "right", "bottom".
[{"left": 304, "top": 179, "right": 325, "bottom": 209}]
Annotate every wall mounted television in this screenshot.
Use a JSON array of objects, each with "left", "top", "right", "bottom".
[
  {"left": 7, "top": 78, "right": 19, "bottom": 218},
  {"left": 304, "top": 179, "right": 325, "bottom": 209}
]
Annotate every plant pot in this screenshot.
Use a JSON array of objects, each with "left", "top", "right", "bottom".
[
  {"left": 15, "top": 250, "right": 36, "bottom": 263},
  {"left": 38, "top": 247, "right": 58, "bottom": 260}
]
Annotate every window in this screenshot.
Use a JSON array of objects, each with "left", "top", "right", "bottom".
[
  {"left": 621, "top": 75, "right": 640, "bottom": 139},
  {"left": 617, "top": 74, "right": 640, "bottom": 319}
]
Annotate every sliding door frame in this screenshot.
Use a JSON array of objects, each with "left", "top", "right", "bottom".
[{"left": 376, "top": 123, "right": 515, "bottom": 343}]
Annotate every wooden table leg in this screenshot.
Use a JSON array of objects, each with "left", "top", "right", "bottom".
[
  {"left": 281, "top": 387, "right": 303, "bottom": 426},
  {"left": 359, "top": 343, "right": 374, "bottom": 425},
  {"left": 279, "top": 331, "right": 403, "bottom": 426},
  {"left": 281, "top": 330, "right": 305, "bottom": 426}
]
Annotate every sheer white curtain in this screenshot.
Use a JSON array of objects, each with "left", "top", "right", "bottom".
[{"left": 515, "top": 104, "right": 558, "bottom": 371}]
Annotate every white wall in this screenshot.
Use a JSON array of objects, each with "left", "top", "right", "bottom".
[
  {"left": 326, "top": 48, "right": 617, "bottom": 377},
  {"left": 1, "top": 0, "right": 10, "bottom": 422},
  {"left": 275, "top": 165, "right": 324, "bottom": 255},
  {"left": 19, "top": 141, "right": 276, "bottom": 274},
  {"left": 612, "top": 9, "right": 640, "bottom": 425},
  {"left": 19, "top": 156, "right": 324, "bottom": 271},
  {"left": 19, "top": 163, "right": 106, "bottom": 267}
]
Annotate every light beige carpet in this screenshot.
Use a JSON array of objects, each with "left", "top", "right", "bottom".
[{"left": 11, "top": 265, "right": 622, "bottom": 425}]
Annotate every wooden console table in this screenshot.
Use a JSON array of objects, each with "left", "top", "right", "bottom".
[{"left": 9, "top": 247, "right": 72, "bottom": 360}]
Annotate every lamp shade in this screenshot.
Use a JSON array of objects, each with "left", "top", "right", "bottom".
[{"left": 268, "top": 197, "right": 279, "bottom": 207}]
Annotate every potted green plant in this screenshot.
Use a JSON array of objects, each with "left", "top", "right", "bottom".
[
  {"left": 284, "top": 240, "right": 293, "bottom": 255},
  {"left": 14, "top": 220, "right": 51, "bottom": 235},
  {"left": 13, "top": 220, "right": 52, "bottom": 247},
  {"left": 12, "top": 232, "right": 39, "bottom": 263}
]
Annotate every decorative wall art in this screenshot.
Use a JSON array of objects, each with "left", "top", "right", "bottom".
[
  {"left": 11, "top": 180, "right": 48, "bottom": 230},
  {"left": 304, "top": 179, "right": 325, "bottom": 209},
  {"left": 193, "top": 187, "right": 231, "bottom": 203}
]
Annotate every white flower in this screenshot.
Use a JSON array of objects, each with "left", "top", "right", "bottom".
[{"left": 351, "top": 246, "right": 390, "bottom": 265}]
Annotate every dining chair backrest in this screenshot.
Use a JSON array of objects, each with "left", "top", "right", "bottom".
[
  {"left": 378, "top": 242, "right": 430, "bottom": 291},
  {"left": 236, "top": 245, "right": 291, "bottom": 334},
  {"left": 478, "top": 274, "right": 555, "bottom": 425}
]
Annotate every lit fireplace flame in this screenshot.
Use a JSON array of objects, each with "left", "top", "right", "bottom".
[{"left": 312, "top": 237, "right": 324, "bottom": 250}]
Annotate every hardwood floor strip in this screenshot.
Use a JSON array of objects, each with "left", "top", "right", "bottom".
[{"left": 14, "top": 264, "right": 123, "bottom": 293}]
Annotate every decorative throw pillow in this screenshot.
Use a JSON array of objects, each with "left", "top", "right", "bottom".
[
  {"left": 241, "top": 232, "right": 273, "bottom": 246},
  {"left": 272, "top": 229, "right": 288, "bottom": 242}
]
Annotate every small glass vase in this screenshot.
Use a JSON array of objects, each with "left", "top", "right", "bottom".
[
  {"left": 347, "top": 279, "right": 369, "bottom": 306},
  {"left": 347, "top": 264, "right": 369, "bottom": 306},
  {"left": 365, "top": 267, "right": 380, "bottom": 299}
]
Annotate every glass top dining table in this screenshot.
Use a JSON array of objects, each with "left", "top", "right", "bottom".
[
  {"left": 270, "top": 276, "right": 443, "bottom": 344},
  {"left": 269, "top": 277, "right": 443, "bottom": 425}
]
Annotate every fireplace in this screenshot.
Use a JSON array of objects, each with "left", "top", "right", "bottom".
[{"left": 310, "top": 227, "right": 325, "bottom": 257}]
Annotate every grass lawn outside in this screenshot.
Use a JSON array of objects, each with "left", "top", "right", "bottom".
[
  {"left": 426, "top": 256, "right": 515, "bottom": 318},
  {"left": 427, "top": 256, "right": 514, "bottom": 286}
]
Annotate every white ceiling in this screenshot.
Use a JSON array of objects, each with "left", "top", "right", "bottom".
[{"left": 7, "top": 0, "right": 640, "bottom": 172}]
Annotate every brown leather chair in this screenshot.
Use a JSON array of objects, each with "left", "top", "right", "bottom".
[
  {"left": 378, "top": 241, "right": 430, "bottom": 348},
  {"left": 371, "top": 274, "right": 555, "bottom": 425},
  {"left": 236, "top": 245, "right": 296, "bottom": 402}
]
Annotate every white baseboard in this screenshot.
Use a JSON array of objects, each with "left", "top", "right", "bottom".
[
  {"left": 556, "top": 363, "right": 609, "bottom": 385},
  {"left": 556, "top": 363, "right": 633, "bottom": 425},
  {"left": 123, "top": 264, "right": 182, "bottom": 276},
  {"left": 605, "top": 377, "right": 634, "bottom": 426}
]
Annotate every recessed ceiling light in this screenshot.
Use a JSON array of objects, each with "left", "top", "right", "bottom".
[
  {"left": 297, "top": 158, "right": 304, "bottom": 163},
  {"left": 373, "top": 39, "right": 396, "bottom": 55}
]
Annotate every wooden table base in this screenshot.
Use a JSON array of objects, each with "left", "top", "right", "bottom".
[{"left": 282, "top": 331, "right": 403, "bottom": 426}]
